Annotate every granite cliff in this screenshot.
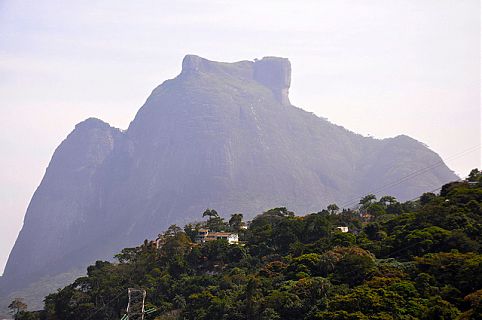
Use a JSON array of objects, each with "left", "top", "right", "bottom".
[{"left": 0, "top": 55, "right": 457, "bottom": 309}]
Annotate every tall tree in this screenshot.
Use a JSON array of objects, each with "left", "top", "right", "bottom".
[
  {"left": 8, "top": 298, "right": 27, "bottom": 318},
  {"left": 359, "top": 194, "right": 376, "bottom": 207},
  {"left": 202, "top": 208, "right": 219, "bottom": 219},
  {"left": 327, "top": 204, "right": 339, "bottom": 215},
  {"left": 229, "top": 213, "right": 244, "bottom": 231}
]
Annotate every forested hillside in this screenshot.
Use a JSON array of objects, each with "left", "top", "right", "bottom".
[{"left": 12, "top": 169, "right": 481, "bottom": 320}]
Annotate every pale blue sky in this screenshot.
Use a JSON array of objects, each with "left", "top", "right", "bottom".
[{"left": 0, "top": 0, "right": 480, "bottom": 274}]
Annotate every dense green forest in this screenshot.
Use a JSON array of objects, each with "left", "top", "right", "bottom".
[{"left": 12, "top": 169, "right": 482, "bottom": 320}]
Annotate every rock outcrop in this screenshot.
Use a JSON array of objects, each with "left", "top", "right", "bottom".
[
  {"left": 0, "top": 55, "right": 457, "bottom": 308},
  {"left": 254, "top": 57, "right": 291, "bottom": 105}
]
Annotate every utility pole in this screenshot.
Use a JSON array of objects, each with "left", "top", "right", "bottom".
[{"left": 127, "top": 288, "right": 146, "bottom": 320}]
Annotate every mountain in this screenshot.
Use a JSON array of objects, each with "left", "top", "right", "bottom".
[{"left": 0, "top": 55, "right": 457, "bottom": 309}]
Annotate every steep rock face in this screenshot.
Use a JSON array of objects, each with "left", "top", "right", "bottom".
[
  {"left": 1, "top": 55, "right": 457, "bottom": 305},
  {"left": 253, "top": 57, "right": 291, "bottom": 105},
  {"left": 1, "top": 118, "right": 125, "bottom": 291}
]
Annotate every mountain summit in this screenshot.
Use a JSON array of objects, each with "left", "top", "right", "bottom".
[{"left": 1, "top": 55, "right": 457, "bottom": 308}]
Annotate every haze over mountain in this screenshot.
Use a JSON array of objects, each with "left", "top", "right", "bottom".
[{"left": 0, "top": 55, "right": 457, "bottom": 309}]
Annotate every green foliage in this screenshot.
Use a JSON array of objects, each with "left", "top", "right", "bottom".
[
  {"left": 229, "top": 213, "right": 244, "bottom": 232},
  {"left": 202, "top": 208, "right": 227, "bottom": 232},
  {"left": 19, "top": 170, "right": 482, "bottom": 319},
  {"left": 327, "top": 204, "right": 340, "bottom": 215}
]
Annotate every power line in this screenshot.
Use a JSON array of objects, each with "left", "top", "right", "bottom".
[
  {"left": 404, "top": 180, "right": 464, "bottom": 203},
  {"left": 83, "top": 290, "right": 125, "bottom": 320},
  {"left": 339, "top": 144, "right": 480, "bottom": 208}
]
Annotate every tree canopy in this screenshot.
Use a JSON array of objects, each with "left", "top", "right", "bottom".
[{"left": 15, "top": 170, "right": 482, "bottom": 320}]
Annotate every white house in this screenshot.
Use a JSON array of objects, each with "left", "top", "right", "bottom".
[
  {"left": 196, "top": 228, "right": 239, "bottom": 244},
  {"left": 336, "top": 226, "right": 349, "bottom": 233}
]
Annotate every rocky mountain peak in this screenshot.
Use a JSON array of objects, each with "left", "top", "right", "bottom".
[
  {"left": 0, "top": 55, "right": 457, "bottom": 312},
  {"left": 74, "top": 117, "right": 112, "bottom": 131},
  {"left": 180, "top": 55, "right": 291, "bottom": 104},
  {"left": 181, "top": 54, "right": 210, "bottom": 74},
  {"left": 254, "top": 57, "right": 291, "bottom": 105}
]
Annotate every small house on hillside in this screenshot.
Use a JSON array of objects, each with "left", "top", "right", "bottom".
[{"left": 196, "top": 228, "right": 239, "bottom": 244}]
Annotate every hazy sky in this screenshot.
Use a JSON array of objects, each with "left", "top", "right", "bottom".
[{"left": 0, "top": 0, "right": 480, "bottom": 275}]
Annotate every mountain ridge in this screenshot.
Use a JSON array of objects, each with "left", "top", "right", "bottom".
[{"left": 0, "top": 55, "right": 457, "bottom": 309}]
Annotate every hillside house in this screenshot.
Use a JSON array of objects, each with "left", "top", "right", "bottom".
[{"left": 196, "top": 228, "right": 239, "bottom": 244}]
